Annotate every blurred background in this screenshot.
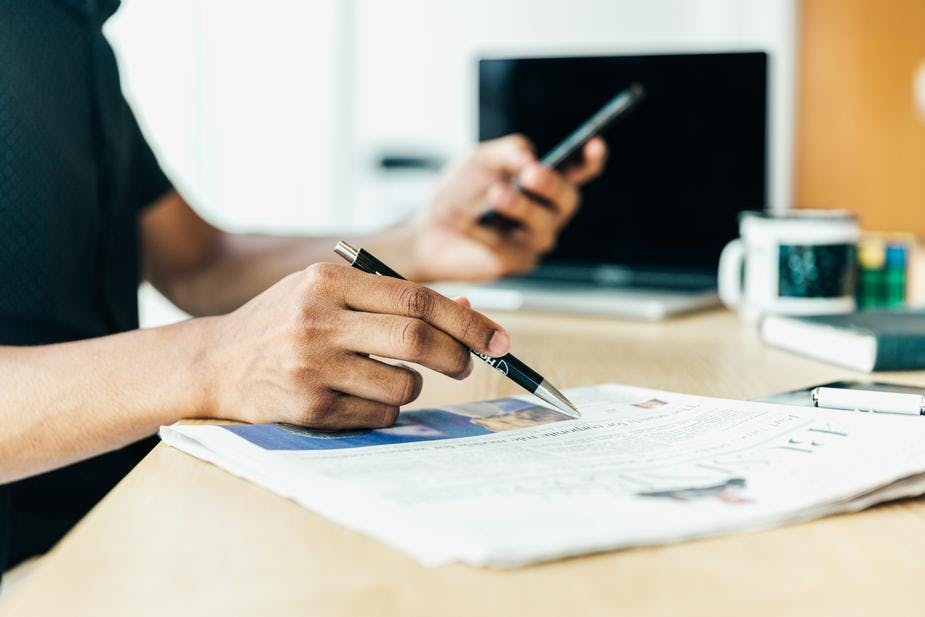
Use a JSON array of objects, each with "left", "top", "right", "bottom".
[{"left": 103, "top": 0, "right": 925, "bottom": 325}]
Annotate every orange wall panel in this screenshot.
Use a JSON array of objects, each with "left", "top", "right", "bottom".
[{"left": 795, "top": 0, "right": 925, "bottom": 235}]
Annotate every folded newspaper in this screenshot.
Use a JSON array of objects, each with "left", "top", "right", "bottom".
[{"left": 159, "top": 384, "right": 925, "bottom": 568}]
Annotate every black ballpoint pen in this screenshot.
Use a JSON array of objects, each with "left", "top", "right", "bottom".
[{"left": 334, "top": 241, "right": 581, "bottom": 418}]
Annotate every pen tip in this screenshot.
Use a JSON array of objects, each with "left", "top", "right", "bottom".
[{"left": 535, "top": 380, "right": 581, "bottom": 419}]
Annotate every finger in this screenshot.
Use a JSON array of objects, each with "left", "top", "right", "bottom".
[
  {"left": 477, "top": 134, "right": 536, "bottom": 174},
  {"left": 308, "top": 392, "right": 400, "bottom": 430},
  {"left": 488, "top": 184, "right": 558, "bottom": 253},
  {"left": 340, "top": 276, "right": 511, "bottom": 357},
  {"left": 336, "top": 312, "right": 474, "bottom": 379},
  {"left": 563, "top": 137, "right": 608, "bottom": 185},
  {"left": 485, "top": 182, "right": 538, "bottom": 226},
  {"left": 330, "top": 355, "right": 425, "bottom": 406},
  {"left": 453, "top": 296, "right": 472, "bottom": 309},
  {"left": 517, "top": 163, "right": 580, "bottom": 221},
  {"left": 488, "top": 181, "right": 558, "bottom": 226}
]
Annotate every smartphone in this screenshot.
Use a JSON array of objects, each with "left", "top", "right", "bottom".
[{"left": 478, "top": 82, "right": 646, "bottom": 232}]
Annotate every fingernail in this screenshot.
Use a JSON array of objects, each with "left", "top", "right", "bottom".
[{"left": 488, "top": 330, "right": 510, "bottom": 356}]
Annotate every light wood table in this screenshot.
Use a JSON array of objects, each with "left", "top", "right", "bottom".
[{"left": 5, "top": 308, "right": 925, "bottom": 617}]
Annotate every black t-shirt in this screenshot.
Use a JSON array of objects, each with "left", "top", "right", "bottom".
[{"left": 0, "top": 0, "right": 172, "bottom": 574}]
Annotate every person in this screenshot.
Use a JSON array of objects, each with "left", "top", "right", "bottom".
[{"left": 0, "top": 0, "right": 607, "bottom": 576}]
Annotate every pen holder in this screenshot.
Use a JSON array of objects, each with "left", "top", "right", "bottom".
[{"left": 856, "top": 233, "right": 914, "bottom": 309}]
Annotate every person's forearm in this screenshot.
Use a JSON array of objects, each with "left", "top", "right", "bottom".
[
  {"left": 165, "top": 222, "right": 422, "bottom": 316},
  {"left": 0, "top": 318, "right": 217, "bottom": 483}
]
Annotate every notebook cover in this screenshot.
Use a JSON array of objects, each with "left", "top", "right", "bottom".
[{"left": 793, "top": 310, "right": 925, "bottom": 371}]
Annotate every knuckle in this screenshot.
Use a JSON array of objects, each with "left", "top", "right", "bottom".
[
  {"left": 394, "top": 369, "right": 421, "bottom": 405},
  {"left": 457, "top": 310, "right": 482, "bottom": 345},
  {"left": 293, "top": 306, "right": 335, "bottom": 336},
  {"left": 448, "top": 346, "right": 472, "bottom": 379},
  {"left": 375, "top": 405, "right": 400, "bottom": 428},
  {"left": 283, "top": 355, "right": 308, "bottom": 384},
  {"left": 397, "top": 319, "right": 431, "bottom": 358},
  {"left": 398, "top": 285, "right": 436, "bottom": 319},
  {"left": 302, "top": 262, "right": 338, "bottom": 291},
  {"left": 282, "top": 345, "right": 320, "bottom": 385},
  {"left": 300, "top": 390, "right": 336, "bottom": 426}
]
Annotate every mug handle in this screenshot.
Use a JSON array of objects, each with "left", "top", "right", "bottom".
[{"left": 718, "top": 239, "right": 745, "bottom": 309}]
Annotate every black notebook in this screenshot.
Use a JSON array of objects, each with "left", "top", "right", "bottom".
[{"left": 761, "top": 309, "right": 925, "bottom": 372}]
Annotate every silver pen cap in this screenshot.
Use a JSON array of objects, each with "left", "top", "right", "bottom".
[{"left": 334, "top": 240, "right": 360, "bottom": 264}]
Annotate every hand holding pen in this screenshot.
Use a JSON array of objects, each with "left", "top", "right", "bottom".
[
  {"left": 201, "top": 261, "right": 527, "bottom": 431},
  {"left": 336, "top": 241, "right": 579, "bottom": 416},
  {"left": 195, "top": 141, "right": 590, "bottom": 430}
]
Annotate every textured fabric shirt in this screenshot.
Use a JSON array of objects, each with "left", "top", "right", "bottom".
[{"left": 0, "top": 0, "right": 172, "bottom": 573}]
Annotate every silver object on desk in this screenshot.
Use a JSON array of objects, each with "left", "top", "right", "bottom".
[
  {"left": 811, "top": 386, "right": 925, "bottom": 416},
  {"left": 435, "top": 268, "right": 719, "bottom": 321}
]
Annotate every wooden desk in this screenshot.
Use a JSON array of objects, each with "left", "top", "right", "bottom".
[{"left": 5, "top": 309, "right": 925, "bottom": 617}]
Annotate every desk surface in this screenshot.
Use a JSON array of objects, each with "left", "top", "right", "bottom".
[{"left": 6, "top": 308, "right": 925, "bottom": 616}]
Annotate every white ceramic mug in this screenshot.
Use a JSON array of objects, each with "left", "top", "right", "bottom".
[{"left": 718, "top": 210, "right": 859, "bottom": 322}]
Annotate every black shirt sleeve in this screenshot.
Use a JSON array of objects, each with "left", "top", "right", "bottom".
[
  {"left": 91, "top": 27, "right": 173, "bottom": 213},
  {"left": 122, "top": 100, "right": 172, "bottom": 211}
]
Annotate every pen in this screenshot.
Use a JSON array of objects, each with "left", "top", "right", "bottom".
[
  {"left": 811, "top": 386, "right": 925, "bottom": 416},
  {"left": 478, "top": 82, "right": 646, "bottom": 231},
  {"left": 334, "top": 241, "right": 581, "bottom": 418}
]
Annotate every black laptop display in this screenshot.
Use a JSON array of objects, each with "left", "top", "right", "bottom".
[{"left": 479, "top": 52, "right": 768, "bottom": 288}]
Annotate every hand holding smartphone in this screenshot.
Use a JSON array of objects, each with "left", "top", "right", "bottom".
[{"left": 478, "top": 82, "right": 646, "bottom": 232}]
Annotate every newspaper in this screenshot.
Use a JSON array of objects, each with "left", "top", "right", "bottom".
[{"left": 159, "top": 384, "right": 925, "bottom": 568}]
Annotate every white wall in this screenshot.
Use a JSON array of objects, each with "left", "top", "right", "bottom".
[
  {"left": 106, "top": 0, "right": 344, "bottom": 234},
  {"left": 107, "top": 0, "right": 347, "bottom": 326},
  {"left": 105, "top": 0, "right": 798, "bottom": 325}
]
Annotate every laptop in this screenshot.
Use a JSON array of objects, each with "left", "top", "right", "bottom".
[{"left": 440, "top": 51, "right": 768, "bottom": 320}]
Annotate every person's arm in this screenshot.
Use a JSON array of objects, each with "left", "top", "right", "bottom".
[
  {"left": 141, "top": 135, "right": 607, "bottom": 317},
  {"left": 0, "top": 264, "right": 510, "bottom": 483},
  {"left": 141, "top": 190, "right": 339, "bottom": 316},
  {"left": 0, "top": 135, "right": 603, "bottom": 482},
  {"left": 0, "top": 318, "right": 211, "bottom": 483}
]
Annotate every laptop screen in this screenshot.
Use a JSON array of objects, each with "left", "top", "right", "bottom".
[{"left": 479, "top": 52, "right": 767, "bottom": 277}]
